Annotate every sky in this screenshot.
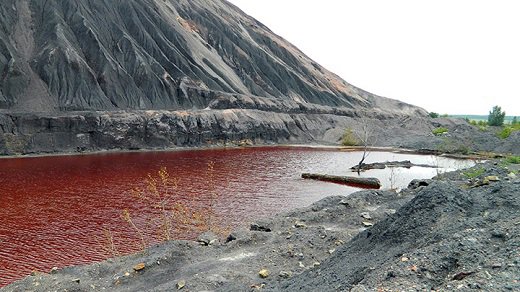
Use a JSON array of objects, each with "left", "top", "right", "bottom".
[{"left": 227, "top": 0, "right": 520, "bottom": 116}]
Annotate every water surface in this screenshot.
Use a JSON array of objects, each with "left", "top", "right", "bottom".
[{"left": 0, "top": 147, "right": 474, "bottom": 286}]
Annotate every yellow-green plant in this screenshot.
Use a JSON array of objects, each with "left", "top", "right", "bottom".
[
  {"left": 432, "top": 127, "right": 449, "bottom": 136},
  {"left": 498, "top": 127, "right": 512, "bottom": 139},
  {"left": 99, "top": 228, "right": 120, "bottom": 257},
  {"left": 119, "top": 165, "right": 230, "bottom": 252},
  {"left": 463, "top": 167, "right": 485, "bottom": 179},
  {"left": 341, "top": 127, "right": 359, "bottom": 146},
  {"left": 505, "top": 155, "right": 520, "bottom": 164}
]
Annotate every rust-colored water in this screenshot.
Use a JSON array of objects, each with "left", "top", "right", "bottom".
[{"left": 0, "top": 147, "right": 474, "bottom": 286}]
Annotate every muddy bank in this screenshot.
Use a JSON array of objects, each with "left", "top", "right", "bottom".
[{"left": 4, "top": 161, "right": 519, "bottom": 291}]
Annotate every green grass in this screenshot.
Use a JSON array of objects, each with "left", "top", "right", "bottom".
[
  {"left": 505, "top": 155, "right": 520, "bottom": 164},
  {"left": 463, "top": 167, "right": 485, "bottom": 178},
  {"left": 432, "top": 127, "right": 449, "bottom": 136}
]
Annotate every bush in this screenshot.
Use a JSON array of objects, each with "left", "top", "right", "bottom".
[
  {"left": 429, "top": 112, "right": 439, "bottom": 118},
  {"left": 498, "top": 127, "right": 512, "bottom": 139},
  {"left": 341, "top": 128, "right": 359, "bottom": 146},
  {"left": 432, "top": 127, "right": 449, "bottom": 136},
  {"left": 463, "top": 167, "right": 485, "bottom": 178},
  {"left": 488, "top": 105, "right": 506, "bottom": 126},
  {"left": 506, "top": 155, "right": 520, "bottom": 164}
]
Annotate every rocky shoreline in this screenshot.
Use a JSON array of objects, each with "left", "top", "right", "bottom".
[
  {"left": 1, "top": 109, "right": 519, "bottom": 157},
  {"left": 3, "top": 160, "right": 519, "bottom": 291}
]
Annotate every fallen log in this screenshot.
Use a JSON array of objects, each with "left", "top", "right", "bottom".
[
  {"left": 350, "top": 160, "right": 437, "bottom": 172},
  {"left": 301, "top": 173, "right": 381, "bottom": 189}
]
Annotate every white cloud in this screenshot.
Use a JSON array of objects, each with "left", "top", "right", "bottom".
[{"left": 227, "top": 0, "right": 520, "bottom": 116}]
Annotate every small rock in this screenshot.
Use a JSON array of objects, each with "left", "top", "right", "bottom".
[
  {"left": 408, "top": 179, "right": 431, "bottom": 189},
  {"left": 401, "top": 257, "right": 409, "bottom": 262},
  {"left": 250, "top": 223, "right": 271, "bottom": 232},
  {"left": 491, "top": 263, "right": 502, "bottom": 269},
  {"left": 386, "top": 271, "right": 397, "bottom": 279},
  {"left": 278, "top": 271, "right": 292, "bottom": 278},
  {"left": 50, "top": 267, "right": 59, "bottom": 274},
  {"left": 225, "top": 233, "right": 237, "bottom": 242},
  {"left": 362, "top": 221, "right": 374, "bottom": 227},
  {"left": 328, "top": 249, "right": 336, "bottom": 254},
  {"left": 176, "top": 279, "right": 186, "bottom": 290},
  {"left": 124, "top": 272, "right": 130, "bottom": 277},
  {"left": 133, "top": 263, "right": 145, "bottom": 272},
  {"left": 313, "top": 262, "right": 321, "bottom": 267},
  {"left": 294, "top": 221, "right": 307, "bottom": 228},
  {"left": 259, "top": 269, "right": 270, "bottom": 278},
  {"left": 385, "top": 209, "right": 397, "bottom": 215},
  {"left": 197, "top": 231, "right": 219, "bottom": 246},
  {"left": 251, "top": 283, "right": 265, "bottom": 290},
  {"left": 452, "top": 271, "right": 475, "bottom": 281},
  {"left": 491, "top": 230, "right": 508, "bottom": 239},
  {"left": 485, "top": 175, "right": 500, "bottom": 182},
  {"left": 71, "top": 278, "right": 80, "bottom": 284},
  {"left": 299, "top": 262, "right": 305, "bottom": 268},
  {"left": 360, "top": 212, "right": 372, "bottom": 219}
]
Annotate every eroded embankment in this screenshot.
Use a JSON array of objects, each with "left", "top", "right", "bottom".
[{"left": 1, "top": 109, "right": 519, "bottom": 157}]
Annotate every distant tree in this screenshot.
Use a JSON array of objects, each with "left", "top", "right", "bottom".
[
  {"left": 488, "top": 105, "right": 506, "bottom": 126},
  {"left": 429, "top": 112, "right": 439, "bottom": 118},
  {"left": 512, "top": 116, "right": 518, "bottom": 125}
]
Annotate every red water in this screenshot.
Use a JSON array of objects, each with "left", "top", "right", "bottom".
[{"left": 0, "top": 147, "right": 474, "bottom": 286}]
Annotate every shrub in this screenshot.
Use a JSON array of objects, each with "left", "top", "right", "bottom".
[
  {"left": 341, "top": 128, "right": 359, "bottom": 146},
  {"left": 118, "top": 165, "right": 227, "bottom": 252},
  {"left": 506, "top": 155, "right": 520, "bottom": 164},
  {"left": 488, "top": 105, "right": 505, "bottom": 126},
  {"left": 432, "top": 127, "right": 449, "bottom": 136},
  {"left": 429, "top": 112, "right": 439, "bottom": 118},
  {"left": 463, "top": 167, "right": 485, "bottom": 179},
  {"left": 498, "top": 127, "right": 512, "bottom": 139}
]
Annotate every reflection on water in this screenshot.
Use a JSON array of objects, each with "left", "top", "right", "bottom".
[{"left": 0, "top": 147, "right": 475, "bottom": 286}]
